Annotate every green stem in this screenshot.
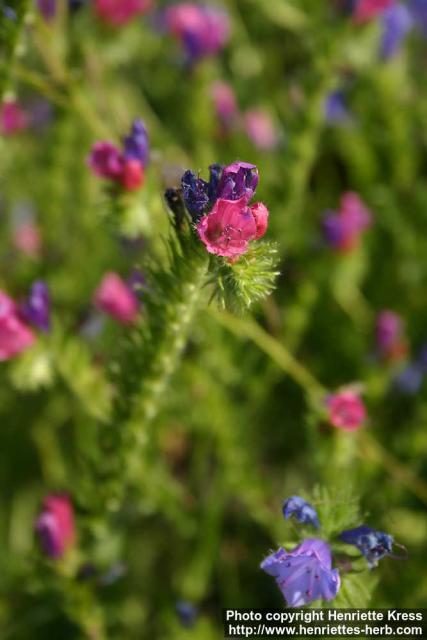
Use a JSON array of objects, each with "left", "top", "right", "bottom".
[{"left": 132, "top": 259, "right": 208, "bottom": 430}]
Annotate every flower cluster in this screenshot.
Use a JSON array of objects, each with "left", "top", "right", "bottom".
[
  {"left": 35, "top": 494, "right": 76, "bottom": 559},
  {"left": 322, "top": 192, "right": 372, "bottom": 253},
  {"left": 178, "top": 162, "right": 269, "bottom": 259},
  {"left": 163, "top": 3, "right": 230, "bottom": 65},
  {"left": 88, "top": 119, "right": 149, "bottom": 192}
]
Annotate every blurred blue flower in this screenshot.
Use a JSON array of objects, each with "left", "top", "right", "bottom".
[
  {"left": 282, "top": 496, "right": 320, "bottom": 528},
  {"left": 340, "top": 525, "right": 394, "bottom": 568},
  {"left": 380, "top": 4, "right": 413, "bottom": 60},
  {"left": 261, "top": 540, "right": 340, "bottom": 607},
  {"left": 175, "top": 600, "right": 198, "bottom": 627},
  {"left": 393, "top": 363, "right": 424, "bottom": 394},
  {"left": 324, "top": 90, "right": 350, "bottom": 124},
  {"left": 409, "top": 0, "right": 427, "bottom": 37}
]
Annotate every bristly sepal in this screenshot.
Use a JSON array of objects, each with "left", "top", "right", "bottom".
[{"left": 210, "top": 241, "right": 280, "bottom": 313}]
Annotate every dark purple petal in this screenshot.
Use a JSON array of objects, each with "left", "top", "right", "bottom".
[
  {"left": 181, "top": 170, "right": 210, "bottom": 219},
  {"left": 20, "top": 281, "right": 51, "bottom": 332},
  {"left": 123, "top": 119, "right": 149, "bottom": 167}
]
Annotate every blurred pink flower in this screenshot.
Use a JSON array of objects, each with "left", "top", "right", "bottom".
[
  {"left": 243, "top": 108, "right": 278, "bottom": 151},
  {"left": 353, "top": 0, "right": 394, "bottom": 23},
  {"left": 13, "top": 221, "right": 42, "bottom": 258},
  {"left": 210, "top": 81, "right": 239, "bottom": 126},
  {"left": 0, "top": 291, "right": 35, "bottom": 361},
  {"left": 88, "top": 141, "right": 124, "bottom": 179},
  {"left": 165, "top": 3, "right": 230, "bottom": 63},
  {"left": 1, "top": 100, "right": 28, "bottom": 136},
  {"left": 119, "top": 159, "right": 145, "bottom": 191},
  {"left": 197, "top": 196, "right": 267, "bottom": 258},
  {"left": 340, "top": 192, "right": 372, "bottom": 232},
  {"left": 94, "top": 272, "right": 139, "bottom": 324},
  {"left": 327, "top": 390, "right": 367, "bottom": 431},
  {"left": 35, "top": 494, "right": 76, "bottom": 559},
  {"left": 95, "top": 0, "right": 152, "bottom": 26}
]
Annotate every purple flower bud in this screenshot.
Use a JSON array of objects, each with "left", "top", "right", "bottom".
[
  {"left": 20, "top": 281, "right": 51, "bottom": 332},
  {"left": 181, "top": 170, "right": 210, "bottom": 219},
  {"left": 216, "top": 162, "right": 259, "bottom": 202},
  {"left": 380, "top": 3, "right": 413, "bottom": 60},
  {"left": 339, "top": 526, "right": 394, "bottom": 568},
  {"left": 208, "top": 163, "right": 223, "bottom": 201},
  {"left": 261, "top": 540, "right": 340, "bottom": 607},
  {"left": 123, "top": 119, "right": 149, "bottom": 167},
  {"left": 282, "top": 496, "right": 320, "bottom": 528}
]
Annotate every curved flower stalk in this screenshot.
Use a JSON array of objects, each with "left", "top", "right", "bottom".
[{"left": 97, "top": 161, "right": 279, "bottom": 496}]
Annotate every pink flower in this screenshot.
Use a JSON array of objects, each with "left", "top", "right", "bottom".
[
  {"left": 353, "top": 0, "right": 394, "bottom": 23},
  {"left": 1, "top": 100, "right": 28, "bottom": 136},
  {"left": 243, "top": 108, "right": 278, "bottom": 151},
  {"left": 0, "top": 291, "right": 35, "bottom": 361},
  {"left": 95, "top": 0, "right": 152, "bottom": 26},
  {"left": 197, "top": 196, "right": 269, "bottom": 258},
  {"left": 327, "top": 390, "right": 367, "bottom": 431},
  {"left": 88, "top": 141, "right": 124, "bottom": 179},
  {"left": 94, "top": 272, "right": 139, "bottom": 324},
  {"left": 12, "top": 221, "right": 42, "bottom": 258},
  {"left": 250, "top": 202, "right": 269, "bottom": 239},
  {"left": 210, "top": 81, "right": 238, "bottom": 125},
  {"left": 35, "top": 494, "right": 76, "bottom": 559},
  {"left": 340, "top": 192, "right": 372, "bottom": 232}
]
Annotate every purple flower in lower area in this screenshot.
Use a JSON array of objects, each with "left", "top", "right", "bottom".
[
  {"left": 380, "top": 4, "right": 413, "bottom": 59},
  {"left": 181, "top": 170, "right": 210, "bottom": 219},
  {"left": 216, "top": 162, "right": 259, "bottom": 202},
  {"left": 409, "top": 0, "right": 427, "bottom": 37},
  {"left": 20, "top": 281, "right": 51, "bottom": 333},
  {"left": 282, "top": 496, "right": 320, "bottom": 528},
  {"left": 123, "top": 119, "right": 149, "bottom": 167},
  {"left": 261, "top": 540, "right": 340, "bottom": 607},
  {"left": 175, "top": 601, "right": 198, "bottom": 628},
  {"left": 339, "top": 526, "right": 394, "bottom": 568},
  {"left": 324, "top": 90, "right": 351, "bottom": 124},
  {"left": 165, "top": 3, "right": 230, "bottom": 65}
]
